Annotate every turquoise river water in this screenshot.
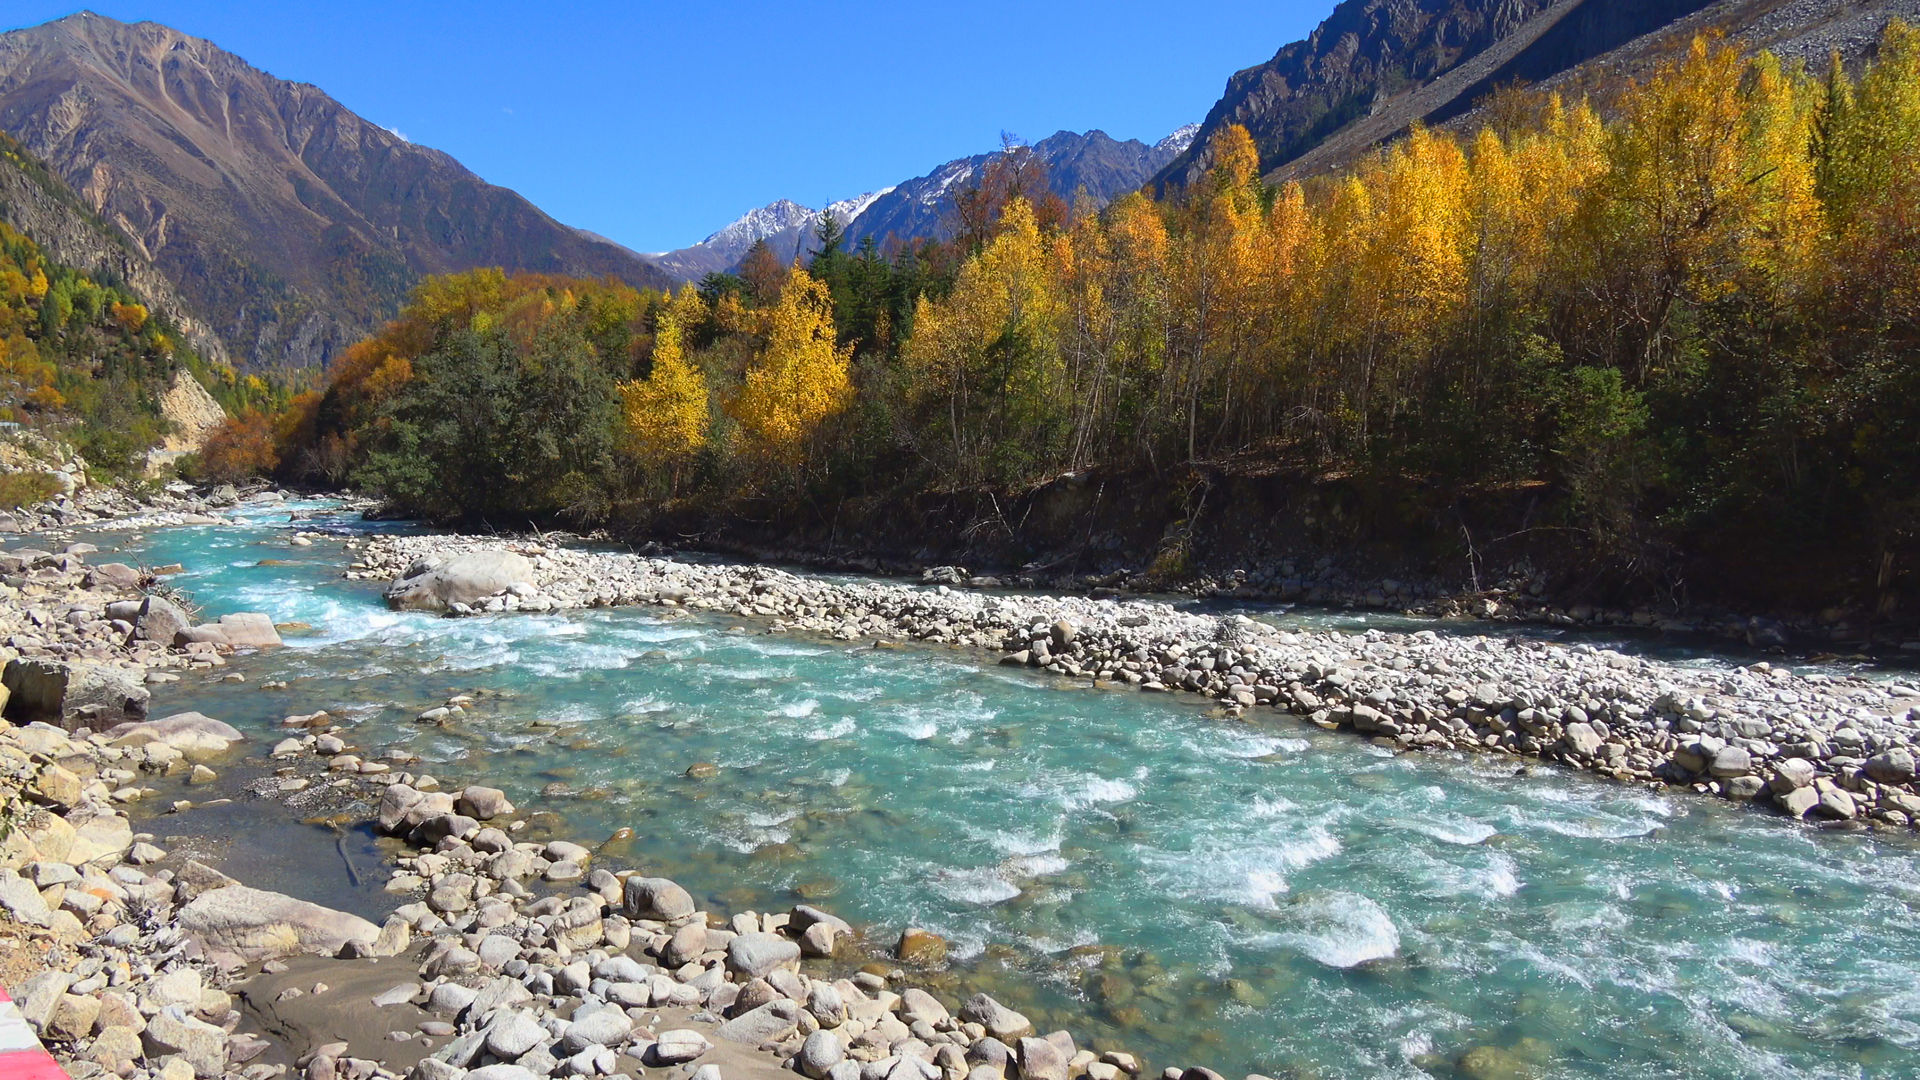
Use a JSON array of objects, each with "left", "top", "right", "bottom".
[{"left": 60, "top": 502, "right": 1920, "bottom": 1078}]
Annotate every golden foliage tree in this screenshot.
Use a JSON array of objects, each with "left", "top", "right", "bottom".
[
  {"left": 617, "top": 309, "right": 709, "bottom": 471},
  {"left": 729, "top": 266, "right": 853, "bottom": 464}
]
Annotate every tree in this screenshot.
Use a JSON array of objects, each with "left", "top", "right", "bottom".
[
  {"left": 729, "top": 266, "right": 853, "bottom": 466},
  {"left": 739, "top": 239, "right": 786, "bottom": 305},
  {"left": 617, "top": 309, "right": 709, "bottom": 478}
]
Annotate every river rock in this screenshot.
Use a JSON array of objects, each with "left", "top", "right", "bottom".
[
  {"left": 799, "top": 921, "right": 839, "bottom": 957},
  {"left": 485, "top": 1011, "right": 547, "bottom": 1059},
  {"left": 176, "top": 884, "right": 382, "bottom": 967},
  {"left": 1865, "top": 749, "right": 1916, "bottom": 784},
  {"left": 386, "top": 550, "right": 536, "bottom": 612},
  {"left": 899, "top": 989, "right": 949, "bottom": 1026},
  {"left": 3, "top": 657, "right": 149, "bottom": 730},
  {"left": 1816, "top": 788, "right": 1859, "bottom": 820},
  {"left": 133, "top": 595, "right": 190, "bottom": 645},
  {"left": 466, "top": 1068, "right": 539, "bottom": 1080},
  {"left": 959, "top": 995, "right": 1033, "bottom": 1041},
  {"left": 714, "top": 1000, "right": 801, "bottom": 1045},
  {"left": 107, "top": 712, "right": 244, "bottom": 758},
  {"left": 1709, "top": 745, "right": 1753, "bottom": 778},
  {"left": 624, "top": 876, "right": 695, "bottom": 922},
  {"left": 895, "top": 927, "right": 948, "bottom": 965},
  {"left": 1018, "top": 1038, "right": 1068, "bottom": 1080},
  {"left": 456, "top": 785, "right": 515, "bottom": 819},
  {"left": 143, "top": 1007, "right": 227, "bottom": 1077},
  {"left": 648, "top": 1029, "right": 713, "bottom": 1065},
  {"left": 1561, "top": 722, "right": 1603, "bottom": 758},
  {"left": 727, "top": 931, "right": 800, "bottom": 978},
  {"left": 664, "top": 922, "right": 708, "bottom": 967},
  {"left": 0, "top": 869, "right": 51, "bottom": 926},
  {"left": 1778, "top": 785, "right": 1820, "bottom": 818},
  {"left": 212, "top": 612, "right": 283, "bottom": 648},
  {"left": 1769, "top": 758, "right": 1816, "bottom": 793},
  {"left": 561, "top": 1003, "right": 633, "bottom": 1053},
  {"left": 800, "top": 1030, "right": 846, "bottom": 1079}
]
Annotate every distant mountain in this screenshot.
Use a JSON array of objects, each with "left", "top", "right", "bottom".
[
  {"left": 1157, "top": 0, "right": 1918, "bottom": 190},
  {"left": 0, "top": 12, "right": 673, "bottom": 369},
  {"left": 649, "top": 126, "right": 1190, "bottom": 283},
  {"left": 648, "top": 189, "right": 894, "bottom": 283},
  {"left": 842, "top": 129, "right": 1184, "bottom": 251}
]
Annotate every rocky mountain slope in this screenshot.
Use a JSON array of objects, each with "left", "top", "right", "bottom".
[
  {"left": 0, "top": 12, "right": 672, "bottom": 370},
  {"left": 0, "top": 129, "right": 228, "bottom": 365},
  {"left": 1154, "top": 0, "right": 1917, "bottom": 189}
]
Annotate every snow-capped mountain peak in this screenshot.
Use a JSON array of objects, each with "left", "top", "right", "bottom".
[
  {"left": 1155, "top": 122, "right": 1202, "bottom": 157},
  {"left": 825, "top": 187, "right": 896, "bottom": 226},
  {"left": 700, "top": 198, "right": 820, "bottom": 250}
]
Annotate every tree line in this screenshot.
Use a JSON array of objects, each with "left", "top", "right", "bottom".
[{"left": 224, "top": 25, "right": 1920, "bottom": 607}]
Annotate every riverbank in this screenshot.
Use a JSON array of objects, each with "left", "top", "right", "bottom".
[
  {"left": 355, "top": 532, "right": 1920, "bottom": 832},
  {"left": 7, "top": 494, "right": 1920, "bottom": 1080}
]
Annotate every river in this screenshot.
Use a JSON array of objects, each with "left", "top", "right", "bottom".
[{"left": 67, "top": 500, "right": 1920, "bottom": 1079}]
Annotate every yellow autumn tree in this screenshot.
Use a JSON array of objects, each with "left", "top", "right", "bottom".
[
  {"left": 729, "top": 266, "right": 853, "bottom": 465},
  {"left": 617, "top": 309, "right": 709, "bottom": 473},
  {"left": 903, "top": 197, "right": 1067, "bottom": 483}
]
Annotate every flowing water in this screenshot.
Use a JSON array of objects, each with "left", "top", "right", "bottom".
[{"left": 63, "top": 502, "right": 1920, "bottom": 1078}]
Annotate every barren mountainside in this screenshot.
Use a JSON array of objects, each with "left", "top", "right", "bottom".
[
  {"left": 0, "top": 11, "right": 672, "bottom": 369},
  {"left": 1156, "top": 0, "right": 1917, "bottom": 189}
]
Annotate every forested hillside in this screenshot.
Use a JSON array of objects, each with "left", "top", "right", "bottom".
[
  {"left": 0, "top": 211, "right": 275, "bottom": 480},
  {"left": 236, "top": 23, "right": 1920, "bottom": 616}
]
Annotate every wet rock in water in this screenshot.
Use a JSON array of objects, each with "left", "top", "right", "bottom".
[
  {"left": 3, "top": 657, "right": 149, "bottom": 730},
  {"left": 456, "top": 785, "right": 515, "bottom": 819},
  {"left": 385, "top": 550, "right": 536, "bottom": 612},
  {"left": 726, "top": 931, "right": 800, "bottom": 978},
  {"left": 1455, "top": 1045, "right": 1533, "bottom": 1080},
  {"left": 176, "top": 884, "right": 381, "bottom": 967},
  {"left": 211, "top": 612, "right": 283, "bottom": 647},
  {"left": 959, "top": 994, "right": 1034, "bottom": 1041},
  {"left": 895, "top": 927, "right": 949, "bottom": 965},
  {"left": 624, "top": 875, "right": 696, "bottom": 923},
  {"left": 107, "top": 712, "right": 244, "bottom": 758}
]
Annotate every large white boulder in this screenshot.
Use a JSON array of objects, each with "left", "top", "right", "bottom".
[
  {"left": 385, "top": 550, "right": 536, "bottom": 612},
  {"left": 176, "top": 884, "right": 381, "bottom": 968}
]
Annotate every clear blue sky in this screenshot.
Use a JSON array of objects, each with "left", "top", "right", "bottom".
[{"left": 4, "top": 2, "right": 1327, "bottom": 253}]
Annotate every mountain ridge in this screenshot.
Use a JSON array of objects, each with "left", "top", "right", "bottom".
[{"left": 0, "top": 11, "right": 672, "bottom": 369}]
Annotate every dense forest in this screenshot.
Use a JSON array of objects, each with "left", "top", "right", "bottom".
[
  {"left": 237, "top": 25, "right": 1920, "bottom": 612},
  {"left": 0, "top": 215, "right": 283, "bottom": 482}
]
